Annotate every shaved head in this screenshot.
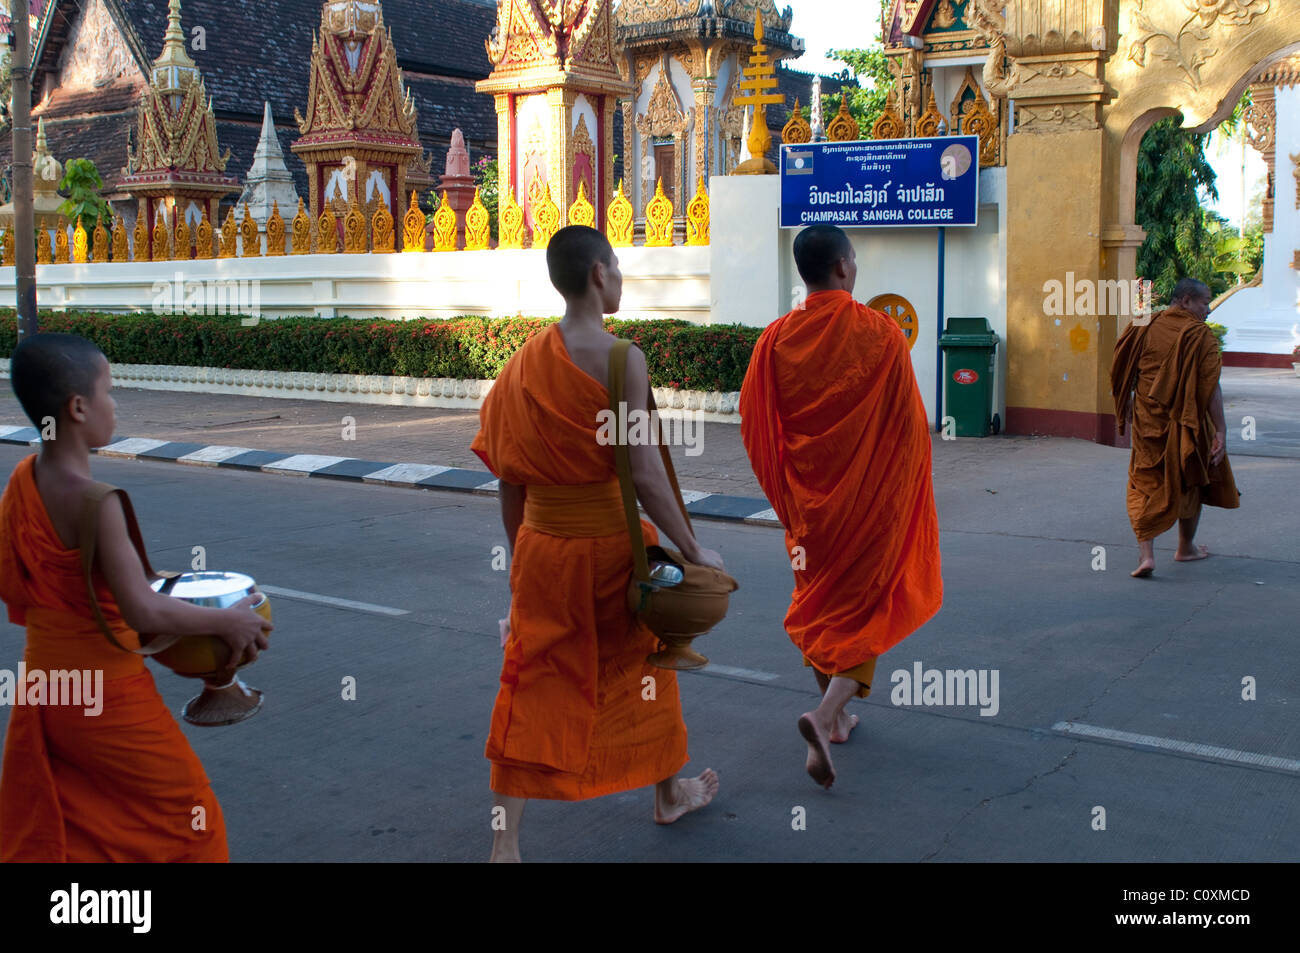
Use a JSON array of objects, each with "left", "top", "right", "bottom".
[
  {"left": 10, "top": 333, "right": 106, "bottom": 427},
  {"left": 793, "top": 224, "right": 854, "bottom": 286},
  {"left": 547, "top": 225, "right": 615, "bottom": 298},
  {"left": 1171, "top": 277, "right": 1211, "bottom": 303}
]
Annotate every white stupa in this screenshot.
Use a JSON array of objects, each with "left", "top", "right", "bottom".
[{"left": 236, "top": 102, "right": 300, "bottom": 252}]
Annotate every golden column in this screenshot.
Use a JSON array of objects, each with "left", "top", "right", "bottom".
[{"left": 733, "top": 13, "right": 783, "bottom": 175}]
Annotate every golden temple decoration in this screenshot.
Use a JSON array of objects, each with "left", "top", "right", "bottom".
[
  {"left": 36, "top": 230, "right": 51, "bottom": 265},
  {"left": 219, "top": 210, "right": 238, "bottom": 258},
  {"left": 371, "top": 200, "right": 395, "bottom": 253},
  {"left": 291, "top": 199, "right": 312, "bottom": 254},
  {"left": 464, "top": 188, "right": 491, "bottom": 251},
  {"left": 55, "top": 227, "right": 70, "bottom": 264},
  {"left": 151, "top": 210, "right": 171, "bottom": 261},
  {"left": 685, "top": 176, "right": 710, "bottom": 246},
  {"left": 1292, "top": 152, "right": 1299, "bottom": 209},
  {"left": 498, "top": 192, "right": 525, "bottom": 250},
  {"left": 830, "top": 91, "right": 863, "bottom": 141},
  {"left": 174, "top": 214, "right": 191, "bottom": 261},
  {"left": 644, "top": 179, "right": 675, "bottom": 247},
  {"left": 132, "top": 216, "right": 150, "bottom": 262},
  {"left": 1, "top": 230, "right": 12, "bottom": 266},
  {"left": 403, "top": 191, "right": 428, "bottom": 252},
  {"left": 111, "top": 217, "right": 128, "bottom": 262},
  {"left": 431, "top": 191, "right": 457, "bottom": 252},
  {"left": 733, "top": 13, "right": 784, "bottom": 175},
  {"left": 781, "top": 98, "right": 812, "bottom": 145},
  {"left": 73, "top": 223, "right": 89, "bottom": 263},
  {"left": 916, "top": 87, "right": 945, "bottom": 138},
  {"left": 265, "top": 201, "right": 286, "bottom": 256},
  {"left": 607, "top": 181, "right": 634, "bottom": 247},
  {"left": 567, "top": 181, "right": 595, "bottom": 228},
  {"left": 343, "top": 201, "right": 367, "bottom": 254},
  {"left": 531, "top": 182, "right": 561, "bottom": 249},
  {"left": 316, "top": 206, "right": 338, "bottom": 254},
  {"left": 239, "top": 204, "right": 260, "bottom": 257},
  {"left": 960, "top": 92, "right": 1000, "bottom": 167},
  {"left": 195, "top": 210, "right": 213, "bottom": 259}
]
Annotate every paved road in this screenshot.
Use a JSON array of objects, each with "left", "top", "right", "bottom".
[{"left": 0, "top": 439, "right": 1295, "bottom": 862}]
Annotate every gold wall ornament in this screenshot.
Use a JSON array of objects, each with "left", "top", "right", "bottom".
[
  {"left": 685, "top": 176, "right": 710, "bottom": 246},
  {"left": 431, "top": 191, "right": 458, "bottom": 251},
  {"left": 371, "top": 200, "right": 395, "bottom": 253},
  {"left": 403, "top": 191, "right": 428, "bottom": 252},
  {"left": 239, "top": 204, "right": 260, "bottom": 257},
  {"left": 498, "top": 191, "right": 525, "bottom": 249},
  {"left": 781, "top": 98, "right": 812, "bottom": 144},
  {"left": 265, "top": 201, "right": 286, "bottom": 256},
  {"left": 960, "top": 94, "right": 999, "bottom": 167},
  {"left": 732, "top": 13, "right": 784, "bottom": 174},
  {"left": 174, "top": 214, "right": 191, "bottom": 261},
  {"left": 1, "top": 229, "right": 12, "bottom": 266},
  {"left": 55, "top": 227, "right": 70, "bottom": 264},
  {"left": 37, "top": 229, "right": 52, "bottom": 265},
  {"left": 464, "top": 188, "right": 491, "bottom": 250},
  {"left": 1128, "top": 0, "right": 1272, "bottom": 89},
  {"left": 831, "top": 91, "right": 864, "bottom": 141},
  {"left": 606, "top": 180, "right": 634, "bottom": 247},
  {"left": 219, "top": 210, "right": 238, "bottom": 258},
  {"left": 291, "top": 198, "right": 312, "bottom": 254},
  {"left": 111, "top": 217, "right": 128, "bottom": 262},
  {"left": 195, "top": 209, "right": 214, "bottom": 259},
  {"left": 916, "top": 86, "right": 946, "bottom": 137},
  {"left": 344, "top": 201, "right": 368, "bottom": 253},
  {"left": 317, "top": 206, "right": 339, "bottom": 253},
  {"left": 151, "top": 209, "right": 171, "bottom": 261},
  {"left": 133, "top": 215, "right": 150, "bottom": 261},
  {"left": 1291, "top": 151, "right": 1299, "bottom": 209},
  {"left": 531, "top": 182, "right": 560, "bottom": 249},
  {"left": 73, "top": 222, "right": 89, "bottom": 263},
  {"left": 644, "top": 178, "right": 675, "bottom": 246},
  {"left": 567, "top": 180, "right": 595, "bottom": 227}
]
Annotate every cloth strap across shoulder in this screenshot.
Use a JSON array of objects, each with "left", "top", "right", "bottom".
[
  {"left": 77, "top": 481, "right": 182, "bottom": 657},
  {"left": 607, "top": 338, "right": 691, "bottom": 583}
]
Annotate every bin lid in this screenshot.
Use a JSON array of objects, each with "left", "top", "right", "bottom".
[{"left": 939, "top": 316, "right": 999, "bottom": 347}]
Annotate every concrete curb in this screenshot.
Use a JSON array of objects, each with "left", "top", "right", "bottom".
[{"left": 0, "top": 423, "right": 781, "bottom": 527}]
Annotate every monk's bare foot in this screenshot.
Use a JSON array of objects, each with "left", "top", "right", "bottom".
[
  {"left": 829, "top": 711, "right": 859, "bottom": 744},
  {"left": 488, "top": 847, "right": 521, "bottom": 863},
  {"left": 1174, "top": 544, "right": 1210, "bottom": 562},
  {"left": 1131, "top": 558, "right": 1155, "bottom": 578},
  {"left": 798, "top": 713, "right": 835, "bottom": 789},
  {"left": 654, "top": 769, "right": 719, "bottom": 824}
]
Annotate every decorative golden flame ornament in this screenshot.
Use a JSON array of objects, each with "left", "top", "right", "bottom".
[
  {"left": 174, "top": 214, "right": 191, "bottom": 261},
  {"left": 151, "top": 209, "right": 171, "bottom": 261},
  {"left": 832, "top": 91, "right": 864, "bottom": 141},
  {"left": 37, "top": 230, "right": 52, "bottom": 265},
  {"left": 498, "top": 192, "right": 525, "bottom": 249},
  {"left": 239, "top": 204, "right": 260, "bottom": 257},
  {"left": 781, "top": 98, "right": 812, "bottom": 144},
  {"left": 431, "top": 192, "right": 457, "bottom": 252},
  {"left": 317, "top": 206, "right": 339, "bottom": 254},
  {"left": 195, "top": 210, "right": 213, "bottom": 259},
  {"left": 372, "top": 201, "right": 395, "bottom": 253},
  {"left": 343, "top": 201, "right": 367, "bottom": 253},
  {"left": 464, "top": 188, "right": 491, "bottom": 251},
  {"left": 265, "top": 201, "right": 286, "bottom": 256},
  {"left": 568, "top": 181, "right": 596, "bottom": 227},
  {"left": 531, "top": 182, "right": 561, "bottom": 249},
  {"left": 55, "top": 227, "right": 70, "bottom": 264},
  {"left": 644, "top": 178, "right": 675, "bottom": 246},
  {"left": 916, "top": 87, "right": 945, "bottom": 138},
  {"left": 111, "top": 217, "right": 128, "bottom": 262},
  {"left": 606, "top": 181, "right": 634, "bottom": 247},
  {"left": 1, "top": 230, "right": 13, "bottom": 266},
  {"left": 685, "top": 176, "right": 710, "bottom": 246},
  {"left": 133, "top": 216, "right": 150, "bottom": 262},
  {"left": 73, "top": 222, "right": 89, "bottom": 263},
  {"left": 92, "top": 222, "right": 109, "bottom": 263},
  {"left": 291, "top": 198, "right": 312, "bottom": 254},
  {"left": 219, "top": 210, "right": 237, "bottom": 258},
  {"left": 403, "top": 191, "right": 428, "bottom": 252}
]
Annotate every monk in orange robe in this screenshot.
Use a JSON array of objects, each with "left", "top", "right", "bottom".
[
  {"left": 0, "top": 333, "right": 270, "bottom": 862},
  {"left": 740, "top": 225, "right": 943, "bottom": 789},
  {"left": 472, "top": 226, "right": 723, "bottom": 862},
  {"left": 1110, "top": 277, "right": 1239, "bottom": 577}
]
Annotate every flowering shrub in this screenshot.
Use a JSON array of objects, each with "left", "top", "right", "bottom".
[{"left": 0, "top": 310, "right": 761, "bottom": 391}]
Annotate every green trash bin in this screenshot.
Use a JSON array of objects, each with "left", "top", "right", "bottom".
[{"left": 938, "top": 317, "right": 1000, "bottom": 437}]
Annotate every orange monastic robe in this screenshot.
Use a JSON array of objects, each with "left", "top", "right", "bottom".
[
  {"left": 0, "top": 455, "right": 227, "bottom": 862},
  {"left": 740, "top": 290, "right": 943, "bottom": 676},
  {"left": 1110, "top": 305, "right": 1240, "bottom": 539},
  {"left": 471, "top": 324, "right": 689, "bottom": 800}
]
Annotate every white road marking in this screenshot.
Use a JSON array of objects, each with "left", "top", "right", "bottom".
[
  {"left": 476, "top": 478, "right": 500, "bottom": 491},
  {"left": 263, "top": 454, "right": 351, "bottom": 475},
  {"left": 362, "top": 463, "right": 451, "bottom": 485},
  {"left": 178, "top": 445, "right": 256, "bottom": 465},
  {"left": 1052, "top": 721, "right": 1300, "bottom": 774},
  {"left": 0, "top": 425, "right": 27, "bottom": 438},
  {"left": 678, "top": 490, "right": 713, "bottom": 504},
  {"left": 99, "top": 437, "right": 170, "bottom": 457},
  {"left": 258, "top": 584, "right": 410, "bottom": 617},
  {"left": 745, "top": 507, "right": 780, "bottom": 523},
  {"left": 699, "top": 663, "right": 780, "bottom": 682}
]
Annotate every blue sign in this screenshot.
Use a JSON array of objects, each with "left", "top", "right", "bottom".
[{"left": 780, "top": 135, "right": 980, "bottom": 228}]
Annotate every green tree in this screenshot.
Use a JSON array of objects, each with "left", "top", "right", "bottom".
[
  {"left": 57, "top": 159, "right": 113, "bottom": 231},
  {"left": 1135, "top": 116, "right": 1223, "bottom": 301}
]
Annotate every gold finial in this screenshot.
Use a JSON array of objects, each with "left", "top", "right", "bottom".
[{"left": 732, "top": 9, "right": 783, "bottom": 174}]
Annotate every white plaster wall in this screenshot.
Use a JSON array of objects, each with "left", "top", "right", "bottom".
[
  {"left": 0, "top": 246, "right": 711, "bottom": 323},
  {"left": 710, "top": 175, "right": 781, "bottom": 329},
  {"left": 1213, "top": 83, "right": 1300, "bottom": 355}
]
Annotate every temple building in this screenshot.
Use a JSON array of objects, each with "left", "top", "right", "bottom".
[{"left": 3, "top": 0, "right": 499, "bottom": 228}]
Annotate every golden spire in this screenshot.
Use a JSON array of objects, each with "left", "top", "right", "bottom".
[{"left": 152, "top": 0, "right": 199, "bottom": 103}]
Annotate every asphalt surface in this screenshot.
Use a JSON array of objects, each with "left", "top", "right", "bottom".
[{"left": 0, "top": 421, "right": 1295, "bottom": 861}]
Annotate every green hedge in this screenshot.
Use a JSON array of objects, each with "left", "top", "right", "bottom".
[{"left": 0, "top": 310, "right": 762, "bottom": 392}]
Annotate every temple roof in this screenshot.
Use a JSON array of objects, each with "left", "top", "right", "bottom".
[{"left": 615, "top": 0, "right": 801, "bottom": 54}]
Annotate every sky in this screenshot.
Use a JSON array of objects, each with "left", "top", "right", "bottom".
[
  {"left": 787, "top": 0, "right": 884, "bottom": 77},
  {"left": 1205, "top": 129, "right": 1269, "bottom": 231}
]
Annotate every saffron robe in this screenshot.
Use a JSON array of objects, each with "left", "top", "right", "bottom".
[
  {"left": 739, "top": 290, "right": 943, "bottom": 673},
  {"left": 1110, "top": 306, "right": 1240, "bottom": 540},
  {"left": 0, "top": 455, "right": 227, "bottom": 862},
  {"left": 471, "top": 325, "right": 689, "bottom": 800}
]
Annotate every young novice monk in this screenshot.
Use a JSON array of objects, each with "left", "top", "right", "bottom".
[
  {"left": 0, "top": 333, "right": 270, "bottom": 861},
  {"left": 472, "top": 225, "right": 724, "bottom": 862}
]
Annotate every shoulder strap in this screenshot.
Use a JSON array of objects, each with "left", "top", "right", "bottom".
[
  {"left": 608, "top": 339, "right": 693, "bottom": 583},
  {"left": 78, "top": 482, "right": 182, "bottom": 657}
]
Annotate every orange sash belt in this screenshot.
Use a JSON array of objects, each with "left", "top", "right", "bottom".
[
  {"left": 523, "top": 481, "right": 627, "bottom": 538},
  {"left": 22, "top": 607, "right": 146, "bottom": 681}
]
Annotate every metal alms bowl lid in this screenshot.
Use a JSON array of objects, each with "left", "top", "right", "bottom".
[{"left": 150, "top": 571, "right": 257, "bottom": 609}]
